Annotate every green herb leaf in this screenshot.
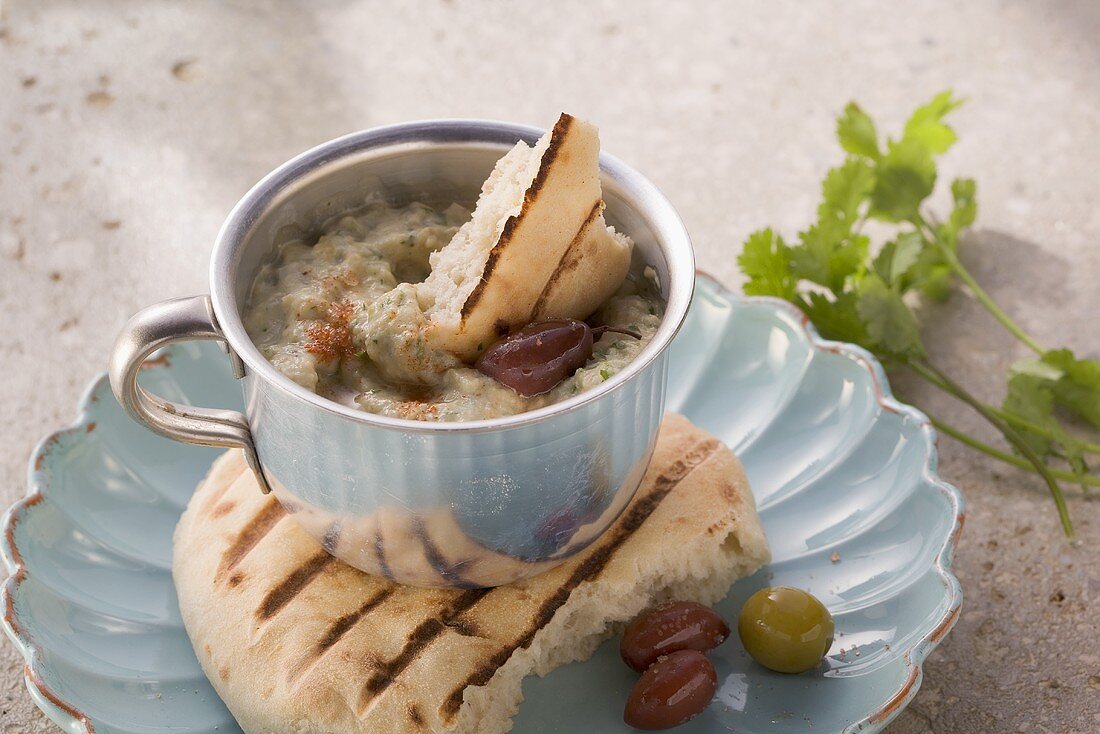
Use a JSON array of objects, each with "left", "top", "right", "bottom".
[
  {"left": 902, "top": 90, "right": 963, "bottom": 154},
  {"left": 820, "top": 158, "right": 875, "bottom": 227},
  {"left": 1003, "top": 372, "right": 1090, "bottom": 480},
  {"left": 1003, "top": 372, "right": 1058, "bottom": 456},
  {"left": 868, "top": 91, "right": 960, "bottom": 222},
  {"left": 855, "top": 274, "right": 925, "bottom": 358},
  {"left": 800, "top": 291, "right": 870, "bottom": 347},
  {"left": 950, "top": 178, "right": 977, "bottom": 229},
  {"left": 938, "top": 177, "right": 978, "bottom": 251},
  {"left": 1041, "top": 349, "right": 1100, "bottom": 428},
  {"left": 909, "top": 246, "right": 954, "bottom": 301},
  {"left": 790, "top": 227, "right": 868, "bottom": 292},
  {"left": 599, "top": 368, "right": 612, "bottom": 381},
  {"left": 872, "top": 240, "right": 898, "bottom": 284},
  {"left": 738, "top": 228, "right": 797, "bottom": 300},
  {"left": 874, "top": 230, "right": 924, "bottom": 287},
  {"left": 869, "top": 137, "right": 937, "bottom": 222},
  {"left": 836, "top": 103, "right": 880, "bottom": 159}
]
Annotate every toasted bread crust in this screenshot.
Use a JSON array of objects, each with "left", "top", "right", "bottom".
[
  {"left": 530, "top": 199, "right": 633, "bottom": 322},
  {"left": 531, "top": 199, "right": 605, "bottom": 312},
  {"left": 460, "top": 113, "right": 575, "bottom": 321},
  {"left": 425, "top": 113, "right": 636, "bottom": 357},
  {"left": 428, "top": 113, "right": 603, "bottom": 358}
]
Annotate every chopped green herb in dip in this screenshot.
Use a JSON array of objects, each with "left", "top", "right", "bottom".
[{"left": 244, "top": 201, "right": 663, "bottom": 422}]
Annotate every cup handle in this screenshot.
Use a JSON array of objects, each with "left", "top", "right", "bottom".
[{"left": 108, "top": 295, "right": 273, "bottom": 494}]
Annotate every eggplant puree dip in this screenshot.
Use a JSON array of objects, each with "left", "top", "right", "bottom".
[{"left": 243, "top": 200, "right": 663, "bottom": 421}]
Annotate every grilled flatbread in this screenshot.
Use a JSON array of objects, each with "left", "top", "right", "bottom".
[
  {"left": 419, "top": 113, "right": 630, "bottom": 359},
  {"left": 530, "top": 201, "right": 633, "bottom": 321},
  {"left": 173, "top": 414, "right": 769, "bottom": 734}
]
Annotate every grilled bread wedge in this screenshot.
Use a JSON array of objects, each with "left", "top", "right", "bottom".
[
  {"left": 530, "top": 200, "right": 633, "bottom": 321},
  {"left": 173, "top": 414, "right": 769, "bottom": 734},
  {"left": 419, "top": 113, "right": 632, "bottom": 359}
]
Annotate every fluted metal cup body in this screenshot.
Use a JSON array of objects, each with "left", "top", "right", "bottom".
[{"left": 111, "top": 120, "right": 694, "bottom": 587}]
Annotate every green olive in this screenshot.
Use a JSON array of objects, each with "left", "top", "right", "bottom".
[{"left": 738, "top": 586, "right": 834, "bottom": 674}]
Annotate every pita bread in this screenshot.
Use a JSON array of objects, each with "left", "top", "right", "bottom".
[
  {"left": 173, "top": 414, "right": 769, "bottom": 733},
  {"left": 419, "top": 113, "right": 632, "bottom": 359},
  {"left": 529, "top": 200, "right": 633, "bottom": 321}
]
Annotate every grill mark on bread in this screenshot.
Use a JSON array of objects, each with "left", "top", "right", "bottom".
[
  {"left": 215, "top": 499, "right": 286, "bottom": 584},
  {"left": 413, "top": 517, "right": 483, "bottom": 590},
  {"left": 408, "top": 704, "right": 425, "bottom": 728},
  {"left": 460, "top": 114, "right": 575, "bottom": 320},
  {"left": 439, "top": 438, "right": 721, "bottom": 720},
  {"left": 201, "top": 485, "right": 232, "bottom": 515},
  {"left": 444, "top": 618, "right": 483, "bottom": 638},
  {"left": 316, "top": 588, "right": 393, "bottom": 653},
  {"left": 527, "top": 113, "right": 573, "bottom": 199},
  {"left": 358, "top": 589, "right": 491, "bottom": 714},
  {"left": 532, "top": 200, "right": 605, "bottom": 315},
  {"left": 289, "top": 586, "right": 395, "bottom": 684},
  {"left": 256, "top": 550, "right": 335, "bottom": 621},
  {"left": 200, "top": 462, "right": 242, "bottom": 515},
  {"left": 210, "top": 501, "right": 235, "bottom": 518}
]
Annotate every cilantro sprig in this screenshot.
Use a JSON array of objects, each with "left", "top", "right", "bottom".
[{"left": 738, "top": 91, "right": 1099, "bottom": 537}]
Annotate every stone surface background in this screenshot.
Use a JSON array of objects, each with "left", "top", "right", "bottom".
[{"left": 1, "top": 1, "right": 1098, "bottom": 732}]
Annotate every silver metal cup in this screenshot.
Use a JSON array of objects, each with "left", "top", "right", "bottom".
[{"left": 109, "top": 120, "right": 694, "bottom": 587}]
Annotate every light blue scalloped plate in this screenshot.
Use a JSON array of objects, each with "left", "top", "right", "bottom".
[{"left": 2, "top": 275, "right": 962, "bottom": 734}]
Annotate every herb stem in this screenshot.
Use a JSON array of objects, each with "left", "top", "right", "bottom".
[
  {"left": 914, "top": 214, "right": 1045, "bottom": 355},
  {"left": 948, "top": 255, "right": 1045, "bottom": 354},
  {"left": 928, "top": 417, "right": 1100, "bottom": 489},
  {"left": 904, "top": 352, "right": 1100, "bottom": 455},
  {"left": 989, "top": 406, "right": 1100, "bottom": 455},
  {"left": 909, "top": 359, "right": 1074, "bottom": 536}
]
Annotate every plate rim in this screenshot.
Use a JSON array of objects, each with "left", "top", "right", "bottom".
[
  {"left": 1, "top": 273, "right": 964, "bottom": 734},
  {"left": 3, "top": 367, "right": 109, "bottom": 734},
  {"left": 696, "top": 273, "right": 965, "bottom": 731}
]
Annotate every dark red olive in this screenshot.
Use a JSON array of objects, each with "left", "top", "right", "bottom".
[
  {"left": 475, "top": 321, "right": 643, "bottom": 396},
  {"left": 620, "top": 601, "right": 731, "bottom": 672},
  {"left": 475, "top": 320, "right": 594, "bottom": 396},
  {"left": 623, "top": 650, "right": 717, "bottom": 730}
]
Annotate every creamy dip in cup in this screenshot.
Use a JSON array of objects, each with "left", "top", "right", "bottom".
[
  {"left": 242, "top": 199, "right": 664, "bottom": 421},
  {"left": 109, "top": 120, "right": 694, "bottom": 587}
]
